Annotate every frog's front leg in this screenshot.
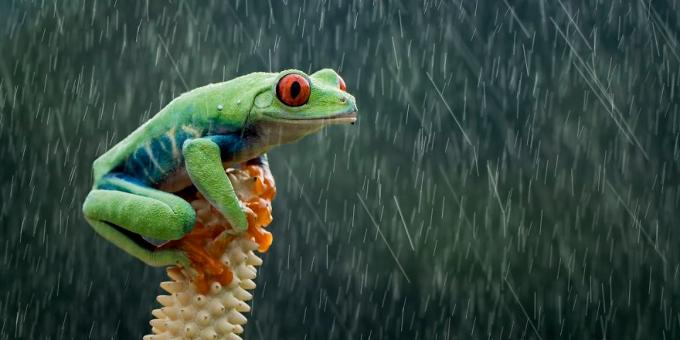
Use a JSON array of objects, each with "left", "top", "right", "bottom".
[
  {"left": 183, "top": 136, "right": 249, "bottom": 233},
  {"left": 82, "top": 174, "right": 195, "bottom": 267}
]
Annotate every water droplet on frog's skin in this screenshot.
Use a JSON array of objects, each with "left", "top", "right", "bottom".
[
  {"left": 236, "top": 100, "right": 241, "bottom": 105},
  {"left": 217, "top": 104, "right": 224, "bottom": 111}
]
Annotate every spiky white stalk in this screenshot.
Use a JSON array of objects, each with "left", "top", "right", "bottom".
[
  {"left": 145, "top": 168, "right": 272, "bottom": 340},
  {"left": 144, "top": 237, "right": 261, "bottom": 340}
]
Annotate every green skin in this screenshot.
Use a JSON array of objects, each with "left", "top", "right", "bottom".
[{"left": 82, "top": 69, "right": 357, "bottom": 268}]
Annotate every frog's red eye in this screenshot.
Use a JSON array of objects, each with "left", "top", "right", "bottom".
[
  {"left": 276, "top": 74, "right": 310, "bottom": 107},
  {"left": 338, "top": 76, "right": 347, "bottom": 91}
]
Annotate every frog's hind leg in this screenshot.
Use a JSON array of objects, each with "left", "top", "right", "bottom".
[
  {"left": 85, "top": 219, "right": 190, "bottom": 267},
  {"left": 82, "top": 173, "right": 195, "bottom": 267}
]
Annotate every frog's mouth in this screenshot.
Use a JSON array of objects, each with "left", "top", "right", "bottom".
[
  {"left": 257, "top": 110, "right": 357, "bottom": 146},
  {"left": 263, "top": 110, "right": 358, "bottom": 125}
]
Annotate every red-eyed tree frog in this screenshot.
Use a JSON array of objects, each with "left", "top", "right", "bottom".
[{"left": 82, "top": 69, "right": 357, "bottom": 268}]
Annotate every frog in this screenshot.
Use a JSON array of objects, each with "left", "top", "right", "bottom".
[{"left": 82, "top": 69, "right": 357, "bottom": 268}]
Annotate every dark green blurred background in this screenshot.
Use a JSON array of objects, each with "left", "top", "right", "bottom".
[{"left": 2, "top": 0, "right": 680, "bottom": 339}]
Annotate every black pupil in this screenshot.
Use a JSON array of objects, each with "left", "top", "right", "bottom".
[{"left": 290, "top": 81, "right": 301, "bottom": 98}]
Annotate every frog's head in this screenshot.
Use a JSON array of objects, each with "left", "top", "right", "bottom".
[{"left": 249, "top": 68, "right": 358, "bottom": 146}]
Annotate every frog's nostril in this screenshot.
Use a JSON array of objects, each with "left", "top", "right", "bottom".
[{"left": 340, "top": 97, "right": 347, "bottom": 103}]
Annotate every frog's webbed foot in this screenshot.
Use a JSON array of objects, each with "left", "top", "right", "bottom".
[{"left": 240, "top": 154, "right": 276, "bottom": 203}]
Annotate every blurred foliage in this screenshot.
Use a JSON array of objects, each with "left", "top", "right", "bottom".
[{"left": 1, "top": 0, "right": 680, "bottom": 339}]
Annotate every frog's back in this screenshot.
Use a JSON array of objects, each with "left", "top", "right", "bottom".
[
  {"left": 91, "top": 73, "right": 272, "bottom": 189},
  {"left": 91, "top": 88, "right": 208, "bottom": 187}
]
